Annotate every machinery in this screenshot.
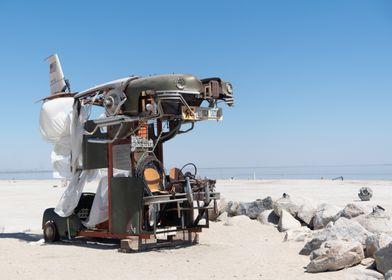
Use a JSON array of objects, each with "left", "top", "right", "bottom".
[{"left": 40, "top": 54, "right": 234, "bottom": 245}]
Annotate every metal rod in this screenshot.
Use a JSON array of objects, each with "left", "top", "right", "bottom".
[{"left": 108, "top": 142, "right": 113, "bottom": 233}]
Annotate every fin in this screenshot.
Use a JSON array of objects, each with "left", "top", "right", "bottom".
[{"left": 47, "top": 54, "right": 67, "bottom": 95}]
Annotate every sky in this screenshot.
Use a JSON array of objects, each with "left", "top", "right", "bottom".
[{"left": 0, "top": 0, "right": 391, "bottom": 171}]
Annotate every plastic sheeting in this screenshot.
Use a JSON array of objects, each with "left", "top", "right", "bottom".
[
  {"left": 39, "top": 97, "right": 74, "bottom": 143},
  {"left": 54, "top": 170, "right": 98, "bottom": 217},
  {"left": 40, "top": 97, "right": 99, "bottom": 217},
  {"left": 82, "top": 170, "right": 130, "bottom": 229},
  {"left": 82, "top": 176, "right": 108, "bottom": 228}
]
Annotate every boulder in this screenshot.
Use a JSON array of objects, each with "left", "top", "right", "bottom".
[
  {"left": 246, "top": 197, "right": 273, "bottom": 219},
  {"left": 278, "top": 209, "right": 301, "bottom": 232},
  {"left": 365, "top": 233, "right": 392, "bottom": 258},
  {"left": 360, "top": 257, "right": 375, "bottom": 269},
  {"left": 358, "top": 187, "right": 373, "bottom": 201},
  {"left": 306, "top": 240, "right": 364, "bottom": 273},
  {"left": 226, "top": 197, "right": 273, "bottom": 219},
  {"left": 283, "top": 227, "right": 313, "bottom": 242},
  {"left": 355, "top": 207, "right": 392, "bottom": 235},
  {"left": 209, "top": 197, "right": 228, "bottom": 221},
  {"left": 300, "top": 217, "right": 372, "bottom": 255},
  {"left": 313, "top": 203, "right": 341, "bottom": 229},
  {"left": 342, "top": 266, "right": 384, "bottom": 280},
  {"left": 273, "top": 195, "right": 300, "bottom": 218},
  {"left": 257, "top": 209, "right": 279, "bottom": 226},
  {"left": 374, "top": 242, "right": 392, "bottom": 274},
  {"left": 227, "top": 201, "right": 240, "bottom": 217},
  {"left": 385, "top": 270, "right": 392, "bottom": 280},
  {"left": 297, "top": 200, "right": 317, "bottom": 226},
  {"left": 339, "top": 203, "right": 367, "bottom": 219}
]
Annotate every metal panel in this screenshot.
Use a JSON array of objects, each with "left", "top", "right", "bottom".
[
  {"left": 110, "top": 177, "right": 144, "bottom": 234},
  {"left": 82, "top": 120, "right": 108, "bottom": 170}
]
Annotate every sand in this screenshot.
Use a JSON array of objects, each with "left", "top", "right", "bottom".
[{"left": 0, "top": 179, "right": 391, "bottom": 279}]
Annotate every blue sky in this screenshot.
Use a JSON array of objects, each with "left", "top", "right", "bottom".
[{"left": 0, "top": 0, "right": 391, "bottom": 171}]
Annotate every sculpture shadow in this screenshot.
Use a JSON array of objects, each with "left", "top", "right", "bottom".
[{"left": 0, "top": 232, "right": 42, "bottom": 242}]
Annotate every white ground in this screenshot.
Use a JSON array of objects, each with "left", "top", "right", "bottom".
[{"left": 0, "top": 179, "right": 391, "bottom": 279}]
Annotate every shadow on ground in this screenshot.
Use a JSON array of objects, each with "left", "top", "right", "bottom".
[
  {"left": 0, "top": 232, "right": 196, "bottom": 252},
  {"left": 0, "top": 232, "right": 42, "bottom": 242}
]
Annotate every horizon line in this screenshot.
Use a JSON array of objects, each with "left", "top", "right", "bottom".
[{"left": 0, "top": 163, "right": 391, "bottom": 174}]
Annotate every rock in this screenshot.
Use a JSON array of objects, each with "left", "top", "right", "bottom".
[
  {"left": 309, "top": 246, "right": 329, "bottom": 261},
  {"left": 313, "top": 203, "right": 341, "bottom": 230},
  {"left": 360, "top": 257, "right": 376, "bottom": 269},
  {"left": 339, "top": 203, "right": 367, "bottom": 219},
  {"left": 246, "top": 197, "right": 273, "bottom": 219},
  {"left": 355, "top": 207, "right": 392, "bottom": 235},
  {"left": 226, "top": 201, "right": 239, "bottom": 216},
  {"left": 375, "top": 242, "right": 392, "bottom": 274},
  {"left": 365, "top": 233, "right": 392, "bottom": 258},
  {"left": 226, "top": 197, "right": 273, "bottom": 219},
  {"left": 342, "top": 266, "right": 384, "bottom": 280},
  {"left": 208, "top": 197, "right": 228, "bottom": 221},
  {"left": 297, "top": 200, "right": 317, "bottom": 226},
  {"left": 306, "top": 240, "right": 364, "bottom": 273},
  {"left": 273, "top": 195, "right": 300, "bottom": 218},
  {"left": 257, "top": 209, "right": 279, "bottom": 226},
  {"left": 385, "top": 270, "right": 392, "bottom": 280},
  {"left": 278, "top": 209, "right": 301, "bottom": 232},
  {"left": 284, "top": 227, "right": 313, "bottom": 242},
  {"left": 224, "top": 215, "right": 253, "bottom": 227},
  {"left": 358, "top": 187, "right": 373, "bottom": 201},
  {"left": 300, "top": 217, "right": 372, "bottom": 255}
]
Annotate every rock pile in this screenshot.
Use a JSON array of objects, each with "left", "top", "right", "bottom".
[{"left": 216, "top": 193, "right": 392, "bottom": 277}]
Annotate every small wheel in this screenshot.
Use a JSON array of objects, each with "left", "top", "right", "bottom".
[{"left": 43, "top": 221, "right": 59, "bottom": 243}]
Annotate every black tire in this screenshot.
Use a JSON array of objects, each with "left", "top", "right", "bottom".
[{"left": 43, "top": 221, "right": 60, "bottom": 243}]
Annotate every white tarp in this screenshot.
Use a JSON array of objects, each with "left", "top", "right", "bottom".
[
  {"left": 40, "top": 97, "right": 99, "bottom": 217},
  {"left": 39, "top": 97, "right": 74, "bottom": 143},
  {"left": 82, "top": 170, "right": 130, "bottom": 229},
  {"left": 54, "top": 170, "right": 98, "bottom": 217},
  {"left": 82, "top": 176, "right": 108, "bottom": 228}
]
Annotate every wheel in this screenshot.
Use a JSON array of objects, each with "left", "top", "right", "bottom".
[{"left": 43, "top": 221, "right": 59, "bottom": 242}]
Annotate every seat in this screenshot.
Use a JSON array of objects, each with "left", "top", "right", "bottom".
[{"left": 143, "top": 167, "right": 161, "bottom": 192}]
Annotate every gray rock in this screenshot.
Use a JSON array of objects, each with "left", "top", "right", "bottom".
[
  {"left": 339, "top": 203, "right": 367, "bottom": 219},
  {"left": 226, "top": 197, "right": 273, "bottom": 219},
  {"left": 273, "top": 195, "right": 300, "bottom": 218},
  {"left": 278, "top": 209, "right": 301, "bottom": 232},
  {"left": 313, "top": 203, "right": 341, "bottom": 230},
  {"left": 227, "top": 201, "right": 240, "bottom": 216},
  {"left": 359, "top": 187, "right": 373, "bottom": 201},
  {"left": 385, "top": 270, "right": 392, "bottom": 280},
  {"left": 284, "top": 227, "right": 313, "bottom": 242},
  {"left": 355, "top": 207, "right": 392, "bottom": 235},
  {"left": 342, "top": 266, "right": 384, "bottom": 280},
  {"left": 309, "top": 246, "right": 329, "bottom": 260},
  {"left": 246, "top": 197, "right": 273, "bottom": 219},
  {"left": 360, "top": 257, "right": 376, "bottom": 269},
  {"left": 257, "top": 209, "right": 279, "bottom": 226},
  {"left": 300, "top": 217, "right": 372, "bottom": 255},
  {"left": 208, "top": 197, "right": 228, "bottom": 221},
  {"left": 375, "top": 242, "right": 392, "bottom": 274},
  {"left": 236, "top": 202, "right": 249, "bottom": 216},
  {"left": 297, "top": 200, "right": 317, "bottom": 226},
  {"left": 306, "top": 240, "right": 364, "bottom": 273},
  {"left": 365, "top": 233, "right": 392, "bottom": 258}
]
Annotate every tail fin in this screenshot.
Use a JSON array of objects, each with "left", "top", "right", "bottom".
[{"left": 47, "top": 54, "right": 68, "bottom": 95}]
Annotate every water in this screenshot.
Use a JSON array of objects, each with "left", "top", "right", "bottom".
[
  {"left": 1, "top": 164, "right": 391, "bottom": 180},
  {"left": 197, "top": 164, "right": 392, "bottom": 180}
]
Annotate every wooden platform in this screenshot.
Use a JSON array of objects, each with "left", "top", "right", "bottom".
[{"left": 118, "top": 231, "right": 199, "bottom": 253}]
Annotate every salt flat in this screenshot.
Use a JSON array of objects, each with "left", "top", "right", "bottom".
[{"left": 0, "top": 179, "right": 391, "bottom": 279}]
